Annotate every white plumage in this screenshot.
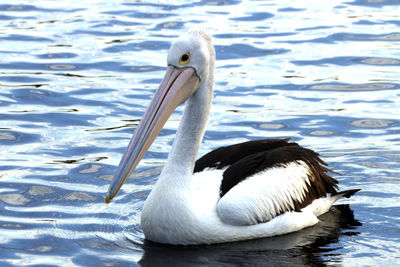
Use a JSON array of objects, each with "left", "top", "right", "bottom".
[
  {"left": 140, "top": 167, "right": 321, "bottom": 245},
  {"left": 218, "top": 161, "right": 312, "bottom": 225}
]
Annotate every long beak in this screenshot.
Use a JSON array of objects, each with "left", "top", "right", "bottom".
[{"left": 105, "top": 65, "right": 200, "bottom": 203}]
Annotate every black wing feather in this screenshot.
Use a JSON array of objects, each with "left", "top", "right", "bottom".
[
  {"left": 221, "top": 144, "right": 338, "bottom": 206},
  {"left": 194, "top": 139, "right": 341, "bottom": 216},
  {"left": 194, "top": 138, "right": 294, "bottom": 172}
]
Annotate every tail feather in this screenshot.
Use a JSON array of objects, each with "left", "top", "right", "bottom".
[
  {"left": 334, "top": 189, "right": 361, "bottom": 198},
  {"left": 304, "top": 189, "right": 360, "bottom": 217}
]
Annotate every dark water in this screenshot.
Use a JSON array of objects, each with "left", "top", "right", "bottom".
[{"left": 1, "top": 0, "right": 399, "bottom": 266}]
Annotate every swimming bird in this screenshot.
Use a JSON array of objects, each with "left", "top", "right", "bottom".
[{"left": 105, "top": 28, "right": 359, "bottom": 245}]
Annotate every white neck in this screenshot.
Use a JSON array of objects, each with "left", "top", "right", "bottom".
[
  {"left": 159, "top": 29, "right": 215, "bottom": 187},
  {"left": 159, "top": 73, "right": 213, "bottom": 186}
]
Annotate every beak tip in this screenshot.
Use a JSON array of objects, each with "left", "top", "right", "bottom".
[{"left": 105, "top": 195, "right": 111, "bottom": 204}]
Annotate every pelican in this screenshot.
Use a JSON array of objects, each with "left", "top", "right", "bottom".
[{"left": 105, "top": 28, "right": 359, "bottom": 245}]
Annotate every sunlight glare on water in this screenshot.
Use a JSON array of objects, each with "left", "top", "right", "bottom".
[{"left": 0, "top": 0, "right": 399, "bottom": 266}]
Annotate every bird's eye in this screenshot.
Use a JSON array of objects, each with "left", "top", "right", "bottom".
[{"left": 179, "top": 52, "right": 191, "bottom": 65}]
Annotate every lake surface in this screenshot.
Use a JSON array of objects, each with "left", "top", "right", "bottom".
[{"left": 1, "top": 0, "right": 399, "bottom": 266}]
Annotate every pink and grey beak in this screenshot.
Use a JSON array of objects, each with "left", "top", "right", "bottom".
[{"left": 105, "top": 66, "right": 200, "bottom": 203}]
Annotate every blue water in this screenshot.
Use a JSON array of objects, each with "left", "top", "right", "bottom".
[{"left": 0, "top": 0, "right": 399, "bottom": 266}]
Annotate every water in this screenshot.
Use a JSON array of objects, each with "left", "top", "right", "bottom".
[{"left": 0, "top": 0, "right": 399, "bottom": 265}]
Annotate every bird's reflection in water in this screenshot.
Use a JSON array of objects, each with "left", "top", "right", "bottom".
[{"left": 137, "top": 205, "right": 361, "bottom": 266}]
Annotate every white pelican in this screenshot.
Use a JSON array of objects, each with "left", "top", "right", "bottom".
[{"left": 105, "top": 29, "right": 359, "bottom": 245}]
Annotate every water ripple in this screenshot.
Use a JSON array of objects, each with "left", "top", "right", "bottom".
[
  {"left": 230, "top": 12, "right": 274, "bottom": 21},
  {"left": 283, "top": 32, "right": 400, "bottom": 43},
  {"left": 0, "top": 0, "right": 399, "bottom": 266},
  {"left": 0, "top": 4, "right": 84, "bottom": 13},
  {"left": 293, "top": 56, "right": 400, "bottom": 66},
  {"left": 216, "top": 44, "right": 290, "bottom": 60}
]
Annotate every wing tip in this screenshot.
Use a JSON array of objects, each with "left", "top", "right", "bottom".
[{"left": 335, "top": 189, "right": 361, "bottom": 198}]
